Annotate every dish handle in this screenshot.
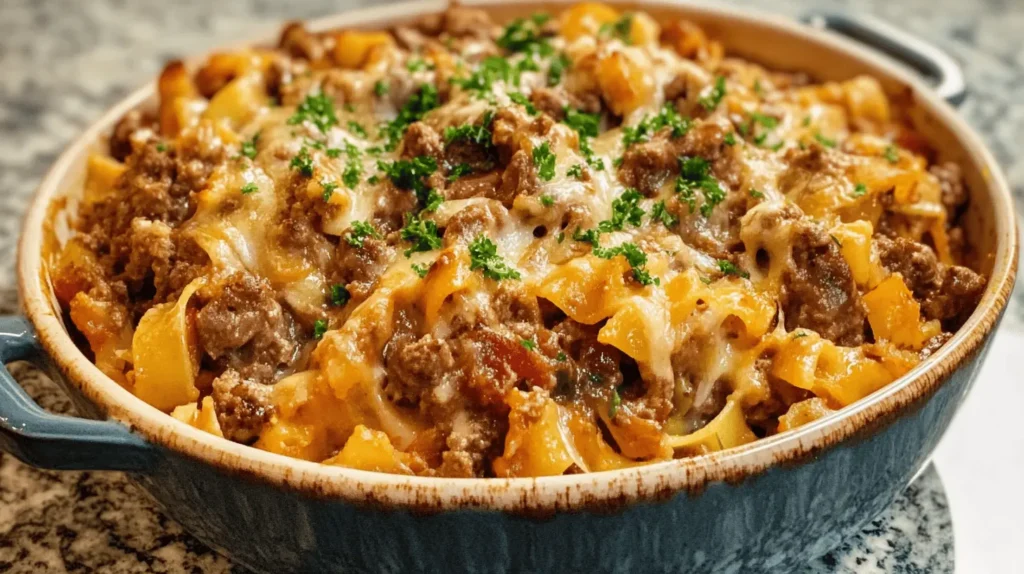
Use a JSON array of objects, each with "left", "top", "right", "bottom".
[
  {"left": 801, "top": 12, "right": 967, "bottom": 106},
  {"left": 0, "top": 316, "right": 156, "bottom": 471}
]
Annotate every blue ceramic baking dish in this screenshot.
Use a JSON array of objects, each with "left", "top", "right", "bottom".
[{"left": 1, "top": 2, "right": 1016, "bottom": 572}]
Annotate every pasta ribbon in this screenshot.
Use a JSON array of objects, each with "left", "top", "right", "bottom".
[
  {"left": 667, "top": 397, "right": 757, "bottom": 455},
  {"left": 131, "top": 279, "right": 204, "bottom": 412},
  {"left": 324, "top": 425, "right": 418, "bottom": 475},
  {"left": 862, "top": 274, "right": 941, "bottom": 349},
  {"left": 493, "top": 389, "right": 582, "bottom": 478},
  {"left": 170, "top": 396, "right": 224, "bottom": 438}
]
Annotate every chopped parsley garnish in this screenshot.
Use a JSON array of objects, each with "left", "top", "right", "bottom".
[
  {"left": 290, "top": 147, "right": 314, "bottom": 177},
  {"left": 717, "top": 259, "right": 749, "bottom": 279},
  {"left": 540, "top": 195, "right": 555, "bottom": 207},
  {"left": 792, "top": 332, "right": 808, "bottom": 339},
  {"left": 379, "top": 84, "right": 439, "bottom": 151},
  {"left": 400, "top": 213, "right": 442, "bottom": 256},
  {"left": 532, "top": 142, "right": 556, "bottom": 181},
  {"left": 155, "top": 142, "right": 168, "bottom": 152},
  {"left": 236, "top": 182, "right": 257, "bottom": 195},
  {"left": 288, "top": 93, "right": 338, "bottom": 133},
  {"left": 814, "top": 132, "right": 837, "bottom": 148},
  {"left": 496, "top": 14, "right": 553, "bottom": 56},
  {"left": 452, "top": 56, "right": 531, "bottom": 97},
  {"left": 593, "top": 242, "right": 659, "bottom": 286},
  {"left": 406, "top": 57, "right": 434, "bottom": 72},
  {"left": 750, "top": 112, "right": 778, "bottom": 129},
  {"left": 700, "top": 276, "right": 713, "bottom": 285},
  {"left": 650, "top": 200, "right": 678, "bottom": 227},
  {"left": 573, "top": 227, "right": 602, "bottom": 247},
  {"left": 621, "top": 104, "right": 690, "bottom": 147},
  {"left": 698, "top": 76, "right": 727, "bottom": 111},
  {"left": 321, "top": 180, "right": 339, "bottom": 202},
  {"left": 852, "top": 183, "right": 868, "bottom": 197},
  {"left": 240, "top": 132, "right": 260, "bottom": 159},
  {"left": 600, "top": 188, "right": 645, "bottom": 231},
  {"left": 600, "top": 14, "right": 634, "bottom": 44},
  {"left": 374, "top": 80, "right": 389, "bottom": 97},
  {"left": 379, "top": 155, "right": 440, "bottom": 210},
  {"left": 346, "top": 220, "right": 382, "bottom": 248},
  {"left": 556, "top": 351, "right": 568, "bottom": 362},
  {"left": 548, "top": 53, "right": 571, "bottom": 86},
  {"left": 749, "top": 189, "right": 765, "bottom": 199},
  {"left": 342, "top": 163, "right": 362, "bottom": 189},
  {"left": 313, "top": 319, "right": 328, "bottom": 340},
  {"left": 753, "top": 79, "right": 765, "bottom": 97},
  {"left": 609, "top": 388, "right": 622, "bottom": 417},
  {"left": 724, "top": 132, "right": 737, "bottom": 146},
  {"left": 347, "top": 121, "right": 368, "bottom": 138},
  {"left": 883, "top": 145, "right": 899, "bottom": 164},
  {"left": 802, "top": 116, "right": 812, "bottom": 127},
  {"left": 508, "top": 91, "right": 538, "bottom": 115},
  {"left": 468, "top": 235, "right": 521, "bottom": 280},
  {"left": 519, "top": 339, "right": 536, "bottom": 351},
  {"left": 448, "top": 163, "right": 474, "bottom": 181},
  {"left": 563, "top": 107, "right": 600, "bottom": 138},
  {"left": 330, "top": 285, "right": 350, "bottom": 307},
  {"left": 411, "top": 262, "right": 431, "bottom": 278},
  {"left": 566, "top": 164, "right": 584, "bottom": 180},
  {"left": 675, "top": 156, "right": 724, "bottom": 217},
  {"left": 444, "top": 111, "right": 494, "bottom": 147},
  {"left": 556, "top": 232, "right": 565, "bottom": 243}
]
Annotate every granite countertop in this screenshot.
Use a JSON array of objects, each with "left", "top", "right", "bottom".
[{"left": 1, "top": 0, "right": 1021, "bottom": 572}]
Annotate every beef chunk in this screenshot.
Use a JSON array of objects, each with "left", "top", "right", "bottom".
[
  {"left": 496, "top": 150, "right": 539, "bottom": 204},
  {"left": 400, "top": 122, "right": 444, "bottom": 160},
  {"left": 439, "top": 7, "right": 494, "bottom": 38},
  {"left": 618, "top": 120, "right": 737, "bottom": 196},
  {"left": 332, "top": 237, "right": 396, "bottom": 300},
  {"left": 781, "top": 223, "right": 867, "bottom": 345},
  {"left": 930, "top": 161, "right": 969, "bottom": 218},
  {"left": 109, "top": 110, "right": 156, "bottom": 162},
  {"left": 278, "top": 22, "right": 325, "bottom": 62},
  {"left": 875, "top": 235, "right": 986, "bottom": 324},
  {"left": 530, "top": 87, "right": 570, "bottom": 121},
  {"left": 442, "top": 201, "right": 507, "bottom": 247},
  {"left": 211, "top": 370, "right": 274, "bottom": 444},
  {"left": 195, "top": 273, "right": 299, "bottom": 383}
]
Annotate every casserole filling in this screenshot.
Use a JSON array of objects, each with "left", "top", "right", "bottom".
[{"left": 50, "top": 4, "right": 985, "bottom": 477}]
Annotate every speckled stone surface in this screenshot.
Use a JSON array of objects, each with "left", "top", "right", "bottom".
[{"left": 4, "top": 0, "right": 1021, "bottom": 571}]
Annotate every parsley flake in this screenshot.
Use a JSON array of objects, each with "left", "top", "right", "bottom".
[
  {"left": 346, "top": 220, "right": 382, "bottom": 248},
  {"left": 240, "top": 132, "right": 260, "bottom": 159},
  {"left": 884, "top": 145, "right": 899, "bottom": 164},
  {"left": 347, "top": 121, "right": 368, "bottom": 138},
  {"left": 749, "top": 189, "right": 765, "bottom": 199},
  {"left": 698, "top": 76, "right": 727, "bottom": 111},
  {"left": 532, "top": 142, "right": 556, "bottom": 181},
  {"left": 593, "top": 242, "right": 659, "bottom": 286},
  {"left": 600, "top": 14, "right": 634, "bottom": 44},
  {"left": 609, "top": 388, "right": 622, "bottom": 417},
  {"left": 321, "top": 180, "right": 339, "bottom": 202},
  {"left": 651, "top": 200, "right": 678, "bottom": 227},
  {"left": 814, "top": 132, "right": 837, "bottom": 148},
  {"left": 374, "top": 80, "right": 389, "bottom": 97},
  {"left": 717, "top": 259, "right": 749, "bottom": 279},
  {"left": 379, "top": 155, "right": 440, "bottom": 210},
  {"left": 540, "top": 195, "right": 555, "bottom": 207},
  {"left": 724, "top": 132, "right": 737, "bottom": 146},
  {"left": 288, "top": 93, "right": 338, "bottom": 133},
  {"left": 469, "top": 235, "right": 521, "bottom": 280},
  {"left": 400, "top": 213, "right": 442, "bottom": 257},
  {"left": 411, "top": 262, "right": 431, "bottom": 278},
  {"left": 519, "top": 339, "right": 536, "bottom": 351},
  {"left": 313, "top": 319, "right": 328, "bottom": 340},
  {"left": 566, "top": 164, "right": 585, "bottom": 180},
  {"left": 676, "top": 156, "right": 724, "bottom": 217},
  {"left": 240, "top": 182, "right": 258, "bottom": 195},
  {"left": 155, "top": 142, "right": 168, "bottom": 152},
  {"left": 548, "top": 53, "right": 571, "bottom": 86},
  {"left": 448, "top": 163, "right": 474, "bottom": 182},
  {"left": 622, "top": 104, "right": 691, "bottom": 147},
  {"left": 600, "top": 188, "right": 645, "bottom": 232},
  {"left": 330, "top": 285, "right": 350, "bottom": 307},
  {"left": 497, "top": 14, "right": 554, "bottom": 55},
  {"left": 852, "top": 183, "right": 868, "bottom": 197},
  {"left": 290, "top": 147, "right": 314, "bottom": 177}
]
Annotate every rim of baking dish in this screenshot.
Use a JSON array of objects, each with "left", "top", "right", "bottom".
[{"left": 17, "top": 0, "right": 1018, "bottom": 512}]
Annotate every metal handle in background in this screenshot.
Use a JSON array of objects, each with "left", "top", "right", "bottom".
[
  {"left": 801, "top": 12, "right": 967, "bottom": 107},
  {"left": 0, "top": 316, "right": 156, "bottom": 471}
]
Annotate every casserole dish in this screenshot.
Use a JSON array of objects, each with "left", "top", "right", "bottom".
[{"left": 2, "top": 1, "right": 1016, "bottom": 572}]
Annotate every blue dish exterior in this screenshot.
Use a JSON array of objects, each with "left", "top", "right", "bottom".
[{"left": 0, "top": 311, "right": 999, "bottom": 573}]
